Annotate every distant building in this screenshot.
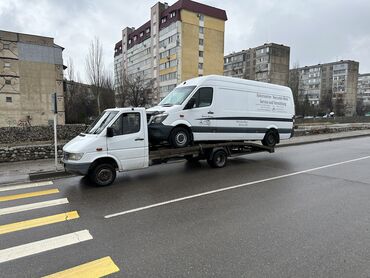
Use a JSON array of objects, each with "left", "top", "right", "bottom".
[
  {"left": 114, "top": 0, "right": 227, "bottom": 104},
  {"left": 0, "top": 30, "right": 65, "bottom": 127},
  {"left": 357, "top": 73, "right": 370, "bottom": 107},
  {"left": 224, "top": 43, "right": 290, "bottom": 86},
  {"left": 290, "top": 60, "right": 359, "bottom": 116}
]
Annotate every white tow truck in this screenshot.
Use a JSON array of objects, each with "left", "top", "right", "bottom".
[{"left": 62, "top": 107, "right": 274, "bottom": 186}]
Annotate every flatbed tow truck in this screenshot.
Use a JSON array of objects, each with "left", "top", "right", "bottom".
[{"left": 62, "top": 108, "right": 275, "bottom": 186}]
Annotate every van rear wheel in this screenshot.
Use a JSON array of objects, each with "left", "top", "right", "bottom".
[
  {"left": 262, "top": 130, "right": 278, "bottom": 147},
  {"left": 170, "top": 127, "right": 191, "bottom": 148},
  {"left": 89, "top": 163, "right": 116, "bottom": 186}
]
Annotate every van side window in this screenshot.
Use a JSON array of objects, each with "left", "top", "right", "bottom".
[
  {"left": 111, "top": 112, "right": 141, "bottom": 136},
  {"left": 188, "top": 87, "right": 213, "bottom": 108}
]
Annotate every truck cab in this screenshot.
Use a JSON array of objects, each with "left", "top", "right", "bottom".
[{"left": 63, "top": 108, "right": 149, "bottom": 186}]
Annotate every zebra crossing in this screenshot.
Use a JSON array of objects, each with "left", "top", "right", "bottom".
[{"left": 0, "top": 180, "right": 120, "bottom": 277}]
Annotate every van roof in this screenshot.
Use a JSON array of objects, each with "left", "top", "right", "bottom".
[{"left": 178, "top": 75, "right": 291, "bottom": 92}]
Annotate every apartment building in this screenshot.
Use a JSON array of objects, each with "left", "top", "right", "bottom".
[
  {"left": 114, "top": 0, "right": 227, "bottom": 104},
  {"left": 0, "top": 30, "right": 65, "bottom": 127},
  {"left": 291, "top": 60, "right": 359, "bottom": 116},
  {"left": 224, "top": 43, "right": 290, "bottom": 86},
  {"left": 114, "top": 40, "right": 123, "bottom": 90},
  {"left": 357, "top": 73, "right": 370, "bottom": 107}
]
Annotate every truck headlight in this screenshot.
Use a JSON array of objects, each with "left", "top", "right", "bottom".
[
  {"left": 151, "top": 114, "right": 168, "bottom": 124},
  {"left": 67, "top": 152, "right": 84, "bottom": 161}
]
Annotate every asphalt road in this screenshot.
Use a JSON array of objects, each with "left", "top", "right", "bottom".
[{"left": 1, "top": 137, "right": 370, "bottom": 277}]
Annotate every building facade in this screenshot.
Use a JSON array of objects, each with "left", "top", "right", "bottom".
[
  {"left": 114, "top": 0, "right": 227, "bottom": 104},
  {"left": 224, "top": 43, "right": 290, "bottom": 86},
  {"left": 357, "top": 73, "right": 370, "bottom": 107},
  {"left": 0, "top": 30, "right": 65, "bottom": 127},
  {"left": 290, "top": 60, "right": 359, "bottom": 116}
]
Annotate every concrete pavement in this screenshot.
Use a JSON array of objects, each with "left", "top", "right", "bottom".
[{"left": 1, "top": 137, "right": 370, "bottom": 277}]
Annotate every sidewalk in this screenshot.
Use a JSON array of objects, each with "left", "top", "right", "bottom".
[{"left": 0, "top": 129, "right": 370, "bottom": 186}]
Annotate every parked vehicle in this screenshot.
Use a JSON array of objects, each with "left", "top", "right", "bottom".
[
  {"left": 147, "top": 75, "right": 295, "bottom": 148},
  {"left": 62, "top": 107, "right": 274, "bottom": 186}
]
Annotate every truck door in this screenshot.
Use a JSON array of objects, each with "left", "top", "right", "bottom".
[
  {"left": 107, "top": 112, "right": 146, "bottom": 171},
  {"left": 183, "top": 87, "right": 216, "bottom": 140}
]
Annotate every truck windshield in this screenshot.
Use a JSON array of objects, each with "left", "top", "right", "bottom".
[
  {"left": 85, "top": 111, "right": 118, "bottom": 134},
  {"left": 159, "top": 86, "right": 196, "bottom": 106}
]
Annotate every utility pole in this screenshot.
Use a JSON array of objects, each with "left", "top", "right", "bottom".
[{"left": 51, "top": 93, "right": 58, "bottom": 170}]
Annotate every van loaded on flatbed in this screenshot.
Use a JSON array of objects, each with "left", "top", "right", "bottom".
[{"left": 62, "top": 76, "right": 294, "bottom": 186}]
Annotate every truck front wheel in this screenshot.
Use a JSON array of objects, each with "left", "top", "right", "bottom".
[{"left": 89, "top": 163, "right": 116, "bottom": 186}]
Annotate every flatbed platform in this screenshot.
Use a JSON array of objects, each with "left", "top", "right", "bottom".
[{"left": 149, "top": 142, "right": 274, "bottom": 161}]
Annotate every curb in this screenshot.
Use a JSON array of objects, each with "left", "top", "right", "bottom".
[
  {"left": 278, "top": 133, "right": 370, "bottom": 148},
  {"left": 29, "top": 170, "right": 75, "bottom": 181}
]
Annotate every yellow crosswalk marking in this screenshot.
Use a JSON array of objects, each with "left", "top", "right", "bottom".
[
  {"left": 0, "top": 189, "right": 59, "bottom": 202},
  {"left": 43, "top": 256, "right": 120, "bottom": 278},
  {"left": 0, "top": 211, "right": 79, "bottom": 235}
]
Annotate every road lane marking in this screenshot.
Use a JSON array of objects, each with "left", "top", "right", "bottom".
[
  {"left": 0, "top": 229, "right": 93, "bottom": 263},
  {"left": 105, "top": 155, "right": 370, "bottom": 219},
  {"left": 0, "top": 198, "right": 69, "bottom": 216},
  {"left": 0, "top": 189, "right": 59, "bottom": 202},
  {"left": 0, "top": 181, "right": 53, "bottom": 192},
  {"left": 0, "top": 211, "right": 79, "bottom": 235},
  {"left": 42, "top": 256, "right": 120, "bottom": 277}
]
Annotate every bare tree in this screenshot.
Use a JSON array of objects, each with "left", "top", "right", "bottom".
[
  {"left": 66, "top": 57, "right": 75, "bottom": 81},
  {"left": 115, "top": 73, "right": 155, "bottom": 107},
  {"left": 288, "top": 62, "right": 301, "bottom": 115},
  {"left": 100, "top": 71, "right": 116, "bottom": 109},
  {"left": 85, "top": 37, "right": 104, "bottom": 114}
]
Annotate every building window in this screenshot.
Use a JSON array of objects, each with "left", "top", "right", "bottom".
[
  {"left": 199, "top": 51, "right": 204, "bottom": 57},
  {"left": 199, "top": 27, "right": 204, "bottom": 34},
  {"left": 3, "top": 43, "right": 10, "bottom": 49},
  {"left": 4, "top": 62, "right": 10, "bottom": 68},
  {"left": 5, "top": 79, "right": 11, "bottom": 85},
  {"left": 6, "top": 97, "right": 12, "bottom": 103},
  {"left": 198, "top": 63, "right": 203, "bottom": 69},
  {"left": 140, "top": 32, "right": 144, "bottom": 37},
  {"left": 146, "top": 28, "right": 150, "bottom": 33},
  {"left": 161, "top": 17, "right": 167, "bottom": 23},
  {"left": 199, "top": 38, "right": 204, "bottom": 45},
  {"left": 170, "top": 11, "right": 176, "bottom": 18},
  {"left": 133, "top": 36, "right": 137, "bottom": 41},
  {"left": 128, "top": 39, "right": 132, "bottom": 44},
  {"left": 199, "top": 14, "right": 204, "bottom": 21}
]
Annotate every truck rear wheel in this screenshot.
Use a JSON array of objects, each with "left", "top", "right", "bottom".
[
  {"left": 170, "top": 127, "right": 191, "bottom": 148},
  {"left": 262, "top": 130, "right": 278, "bottom": 147},
  {"left": 207, "top": 150, "right": 228, "bottom": 168},
  {"left": 89, "top": 163, "right": 116, "bottom": 186}
]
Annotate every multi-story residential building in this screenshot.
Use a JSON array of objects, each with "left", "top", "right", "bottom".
[
  {"left": 0, "top": 30, "right": 65, "bottom": 127},
  {"left": 290, "top": 60, "right": 359, "bottom": 116},
  {"left": 224, "top": 43, "right": 290, "bottom": 86},
  {"left": 114, "top": 0, "right": 227, "bottom": 104},
  {"left": 114, "top": 40, "right": 123, "bottom": 90},
  {"left": 357, "top": 73, "right": 370, "bottom": 107}
]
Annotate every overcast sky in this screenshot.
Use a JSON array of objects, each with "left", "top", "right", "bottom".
[{"left": 1, "top": 0, "right": 369, "bottom": 82}]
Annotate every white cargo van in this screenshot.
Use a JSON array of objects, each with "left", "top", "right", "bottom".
[{"left": 147, "top": 75, "right": 295, "bottom": 148}]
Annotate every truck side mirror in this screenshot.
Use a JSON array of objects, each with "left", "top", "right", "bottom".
[
  {"left": 106, "top": 127, "right": 114, "bottom": 137},
  {"left": 184, "top": 98, "right": 195, "bottom": 110}
]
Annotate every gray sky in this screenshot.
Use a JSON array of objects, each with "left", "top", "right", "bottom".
[{"left": 1, "top": 0, "right": 369, "bottom": 82}]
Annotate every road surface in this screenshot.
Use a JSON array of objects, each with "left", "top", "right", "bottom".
[{"left": 1, "top": 137, "right": 370, "bottom": 277}]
